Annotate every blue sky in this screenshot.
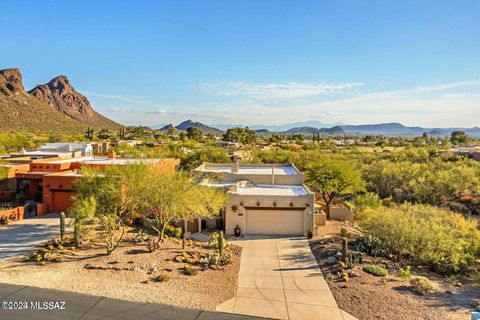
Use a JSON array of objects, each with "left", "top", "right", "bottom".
[{"left": 1, "top": 1, "right": 479, "bottom": 127}]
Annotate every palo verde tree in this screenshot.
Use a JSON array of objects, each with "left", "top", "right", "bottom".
[
  {"left": 71, "top": 164, "right": 148, "bottom": 254},
  {"left": 140, "top": 170, "right": 226, "bottom": 243},
  {"left": 306, "top": 157, "right": 365, "bottom": 211}
]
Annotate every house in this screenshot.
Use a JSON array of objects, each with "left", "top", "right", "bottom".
[
  {"left": 194, "top": 162, "right": 315, "bottom": 236},
  {"left": 14, "top": 151, "right": 179, "bottom": 216},
  {"left": 445, "top": 146, "right": 480, "bottom": 161},
  {"left": 37, "top": 143, "right": 94, "bottom": 156}
]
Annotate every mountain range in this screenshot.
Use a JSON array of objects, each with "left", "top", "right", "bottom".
[
  {"left": 156, "top": 120, "right": 480, "bottom": 137},
  {"left": 2, "top": 68, "right": 477, "bottom": 137},
  {"left": 212, "top": 120, "right": 344, "bottom": 132},
  {"left": 0, "top": 68, "right": 120, "bottom": 134}
]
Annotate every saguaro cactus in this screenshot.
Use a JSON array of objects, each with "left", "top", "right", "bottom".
[
  {"left": 341, "top": 237, "right": 348, "bottom": 262},
  {"left": 218, "top": 231, "right": 224, "bottom": 257},
  {"left": 59, "top": 212, "right": 66, "bottom": 242}
]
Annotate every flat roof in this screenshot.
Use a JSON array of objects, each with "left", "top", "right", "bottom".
[
  {"left": 18, "top": 171, "right": 52, "bottom": 175},
  {"left": 201, "top": 165, "right": 298, "bottom": 175},
  {"left": 46, "top": 157, "right": 94, "bottom": 164},
  {"left": 81, "top": 157, "right": 165, "bottom": 165},
  {"left": 236, "top": 184, "right": 309, "bottom": 196},
  {"left": 60, "top": 172, "right": 83, "bottom": 177}
]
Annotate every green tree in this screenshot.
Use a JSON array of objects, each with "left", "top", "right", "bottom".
[
  {"left": 306, "top": 158, "right": 365, "bottom": 209},
  {"left": 84, "top": 127, "right": 94, "bottom": 140},
  {"left": 186, "top": 127, "right": 203, "bottom": 141},
  {"left": 450, "top": 130, "right": 470, "bottom": 145},
  {"left": 140, "top": 171, "right": 226, "bottom": 242},
  {"left": 180, "top": 147, "right": 230, "bottom": 170},
  {"left": 97, "top": 128, "right": 113, "bottom": 140},
  {"left": 72, "top": 164, "right": 148, "bottom": 254},
  {"left": 223, "top": 127, "right": 257, "bottom": 144},
  {"left": 68, "top": 195, "right": 97, "bottom": 246}
]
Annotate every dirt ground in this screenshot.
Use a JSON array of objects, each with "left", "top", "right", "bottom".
[
  {"left": 0, "top": 229, "right": 241, "bottom": 311},
  {"left": 310, "top": 221, "right": 477, "bottom": 320}
]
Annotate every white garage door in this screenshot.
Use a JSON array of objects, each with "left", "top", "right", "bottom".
[{"left": 246, "top": 209, "right": 304, "bottom": 235}]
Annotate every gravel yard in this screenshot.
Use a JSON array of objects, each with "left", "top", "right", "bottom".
[{"left": 0, "top": 231, "right": 241, "bottom": 311}]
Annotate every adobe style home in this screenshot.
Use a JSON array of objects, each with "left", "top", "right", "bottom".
[
  {"left": 195, "top": 162, "right": 315, "bottom": 236},
  {"left": 1, "top": 145, "right": 179, "bottom": 218}
]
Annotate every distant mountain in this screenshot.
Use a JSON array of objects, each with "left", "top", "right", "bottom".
[
  {"left": 214, "top": 120, "right": 344, "bottom": 132},
  {"left": 286, "top": 126, "right": 345, "bottom": 135},
  {"left": 254, "top": 129, "right": 270, "bottom": 135},
  {"left": 0, "top": 68, "right": 120, "bottom": 133},
  {"left": 157, "top": 124, "right": 175, "bottom": 131},
  {"left": 339, "top": 123, "right": 422, "bottom": 135},
  {"left": 174, "top": 119, "right": 223, "bottom": 134},
  {"left": 336, "top": 123, "right": 480, "bottom": 137}
]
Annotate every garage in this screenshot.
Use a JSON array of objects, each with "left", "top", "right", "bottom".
[
  {"left": 51, "top": 191, "right": 73, "bottom": 213},
  {"left": 246, "top": 209, "right": 304, "bottom": 235}
]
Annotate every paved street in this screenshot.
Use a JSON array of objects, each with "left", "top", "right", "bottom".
[
  {"left": 217, "top": 236, "right": 357, "bottom": 320},
  {"left": 0, "top": 283, "right": 267, "bottom": 320},
  {"left": 0, "top": 214, "right": 73, "bottom": 260}
]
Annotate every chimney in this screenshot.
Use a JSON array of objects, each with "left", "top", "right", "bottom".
[
  {"left": 108, "top": 151, "right": 116, "bottom": 159},
  {"left": 232, "top": 160, "right": 239, "bottom": 173}
]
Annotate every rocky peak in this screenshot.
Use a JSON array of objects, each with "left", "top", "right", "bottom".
[
  {"left": 0, "top": 68, "right": 26, "bottom": 96},
  {"left": 29, "top": 75, "right": 95, "bottom": 121}
]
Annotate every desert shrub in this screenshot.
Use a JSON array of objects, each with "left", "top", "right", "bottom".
[
  {"left": 363, "top": 264, "right": 388, "bottom": 277},
  {"left": 349, "top": 192, "right": 382, "bottom": 213},
  {"left": 146, "top": 239, "right": 160, "bottom": 252},
  {"left": 340, "top": 227, "right": 350, "bottom": 238},
  {"left": 410, "top": 276, "right": 434, "bottom": 295},
  {"left": 354, "top": 235, "right": 390, "bottom": 257},
  {"left": 184, "top": 264, "right": 198, "bottom": 276},
  {"left": 15, "top": 192, "right": 25, "bottom": 205},
  {"left": 399, "top": 266, "right": 412, "bottom": 278},
  {"left": 153, "top": 273, "right": 171, "bottom": 282},
  {"left": 356, "top": 204, "right": 480, "bottom": 274},
  {"left": 133, "top": 229, "right": 151, "bottom": 244},
  {"left": 164, "top": 224, "right": 182, "bottom": 238}
]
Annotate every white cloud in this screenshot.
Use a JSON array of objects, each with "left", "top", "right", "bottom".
[
  {"left": 82, "top": 91, "right": 149, "bottom": 104},
  {"left": 443, "top": 92, "right": 466, "bottom": 98},
  {"left": 199, "top": 81, "right": 363, "bottom": 100},
  {"left": 90, "top": 80, "right": 480, "bottom": 128}
]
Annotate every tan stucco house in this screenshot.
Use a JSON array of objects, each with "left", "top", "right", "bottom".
[{"left": 195, "top": 162, "right": 315, "bottom": 236}]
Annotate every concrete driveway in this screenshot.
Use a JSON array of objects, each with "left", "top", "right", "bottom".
[
  {"left": 217, "top": 236, "right": 357, "bottom": 320},
  {"left": 0, "top": 214, "right": 72, "bottom": 260}
]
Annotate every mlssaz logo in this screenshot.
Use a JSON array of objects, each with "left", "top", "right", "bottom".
[{"left": 30, "top": 301, "right": 66, "bottom": 310}]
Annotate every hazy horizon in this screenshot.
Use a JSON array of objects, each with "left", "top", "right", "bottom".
[{"left": 2, "top": 1, "right": 479, "bottom": 128}]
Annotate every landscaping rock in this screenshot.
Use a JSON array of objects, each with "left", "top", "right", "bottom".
[
  {"left": 348, "top": 271, "right": 358, "bottom": 278},
  {"left": 327, "top": 256, "right": 338, "bottom": 265}
]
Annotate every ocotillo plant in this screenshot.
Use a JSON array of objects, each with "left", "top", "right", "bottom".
[
  {"left": 218, "top": 231, "right": 224, "bottom": 257},
  {"left": 342, "top": 237, "right": 348, "bottom": 262},
  {"left": 59, "top": 212, "right": 66, "bottom": 242}
]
